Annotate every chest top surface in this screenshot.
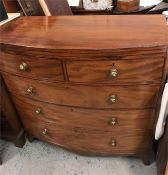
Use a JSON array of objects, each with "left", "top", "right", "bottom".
[{"left": 0, "top": 15, "right": 167, "bottom": 50}]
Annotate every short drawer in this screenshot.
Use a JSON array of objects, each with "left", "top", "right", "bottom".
[
  {"left": 20, "top": 116, "right": 151, "bottom": 156},
  {"left": 66, "top": 58, "right": 164, "bottom": 84},
  {"left": 3, "top": 73, "right": 160, "bottom": 109},
  {"left": 0, "top": 52, "right": 64, "bottom": 81},
  {"left": 12, "top": 95, "right": 155, "bottom": 132}
]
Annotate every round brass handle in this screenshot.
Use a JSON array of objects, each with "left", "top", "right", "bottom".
[
  {"left": 110, "top": 118, "right": 118, "bottom": 126},
  {"left": 19, "top": 62, "right": 29, "bottom": 71},
  {"left": 26, "top": 86, "right": 35, "bottom": 96},
  {"left": 109, "top": 95, "right": 117, "bottom": 103},
  {"left": 42, "top": 129, "right": 48, "bottom": 135},
  {"left": 35, "top": 108, "right": 42, "bottom": 115},
  {"left": 111, "top": 139, "right": 117, "bottom": 147},
  {"left": 110, "top": 69, "right": 118, "bottom": 78}
]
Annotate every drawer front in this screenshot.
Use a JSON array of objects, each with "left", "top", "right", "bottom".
[
  {"left": 66, "top": 58, "right": 164, "bottom": 84},
  {"left": 20, "top": 117, "right": 151, "bottom": 155},
  {"left": 0, "top": 52, "right": 64, "bottom": 81},
  {"left": 3, "top": 73, "right": 159, "bottom": 109},
  {"left": 12, "top": 95, "right": 154, "bottom": 132}
]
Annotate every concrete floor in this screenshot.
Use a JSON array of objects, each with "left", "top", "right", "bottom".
[{"left": 0, "top": 140, "right": 157, "bottom": 175}]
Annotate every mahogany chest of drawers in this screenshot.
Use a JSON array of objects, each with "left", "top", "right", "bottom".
[{"left": 0, "top": 15, "right": 167, "bottom": 165}]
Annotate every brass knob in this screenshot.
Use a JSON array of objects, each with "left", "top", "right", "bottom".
[
  {"left": 111, "top": 139, "right": 117, "bottom": 147},
  {"left": 19, "top": 62, "right": 29, "bottom": 71},
  {"left": 42, "top": 129, "right": 48, "bottom": 135},
  {"left": 110, "top": 69, "right": 118, "bottom": 78},
  {"left": 110, "top": 118, "right": 118, "bottom": 126},
  {"left": 109, "top": 95, "right": 117, "bottom": 103},
  {"left": 26, "top": 86, "right": 35, "bottom": 96},
  {"left": 35, "top": 108, "right": 42, "bottom": 115}
]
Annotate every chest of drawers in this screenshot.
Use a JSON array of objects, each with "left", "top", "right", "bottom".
[{"left": 0, "top": 15, "right": 167, "bottom": 165}]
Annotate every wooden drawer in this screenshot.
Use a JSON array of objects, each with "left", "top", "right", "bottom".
[
  {"left": 0, "top": 52, "right": 64, "bottom": 82},
  {"left": 4, "top": 73, "right": 160, "bottom": 109},
  {"left": 20, "top": 116, "right": 151, "bottom": 155},
  {"left": 66, "top": 58, "right": 164, "bottom": 84},
  {"left": 12, "top": 95, "right": 155, "bottom": 132}
]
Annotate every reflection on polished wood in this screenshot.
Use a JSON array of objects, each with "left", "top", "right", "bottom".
[{"left": 0, "top": 15, "right": 167, "bottom": 165}]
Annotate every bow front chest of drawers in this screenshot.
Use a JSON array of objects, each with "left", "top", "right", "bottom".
[{"left": 0, "top": 15, "right": 167, "bottom": 165}]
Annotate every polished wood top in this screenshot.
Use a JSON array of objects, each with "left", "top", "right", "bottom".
[{"left": 0, "top": 15, "right": 167, "bottom": 50}]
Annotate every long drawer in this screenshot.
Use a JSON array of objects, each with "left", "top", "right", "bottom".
[
  {"left": 66, "top": 58, "right": 164, "bottom": 84},
  {"left": 0, "top": 52, "right": 64, "bottom": 82},
  {"left": 12, "top": 95, "right": 155, "bottom": 132},
  {"left": 20, "top": 116, "right": 152, "bottom": 155},
  {"left": 3, "top": 73, "right": 160, "bottom": 109}
]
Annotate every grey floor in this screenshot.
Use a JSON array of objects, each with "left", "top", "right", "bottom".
[{"left": 0, "top": 140, "right": 156, "bottom": 175}]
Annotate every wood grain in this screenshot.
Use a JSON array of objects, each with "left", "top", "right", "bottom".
[
  {"left": 0, "top": 16, "right": 167, "bottom": 164},
  {"left": 0, "top": 16, "right": 167, "bottom": 50},
  {"left": 3, "top": 73, "right": 160, "bottom": 109},
  {"left": 0, "top": 52, "right": 64, "bottom": 82},
  {"left": 20, "top": 116, "right": 151, "bottom": 156},
  {"left": 117, "top": 0, "right": 140, "bottom": 12},
  {"left": 12, "top": 95, "right": 155, "bottom": 132},
  {"left": 1, "top": 44, "right": 166, "bottom": 61},
  {"left": 66, "top": 58, "right": 164, "bottom": 84}
]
